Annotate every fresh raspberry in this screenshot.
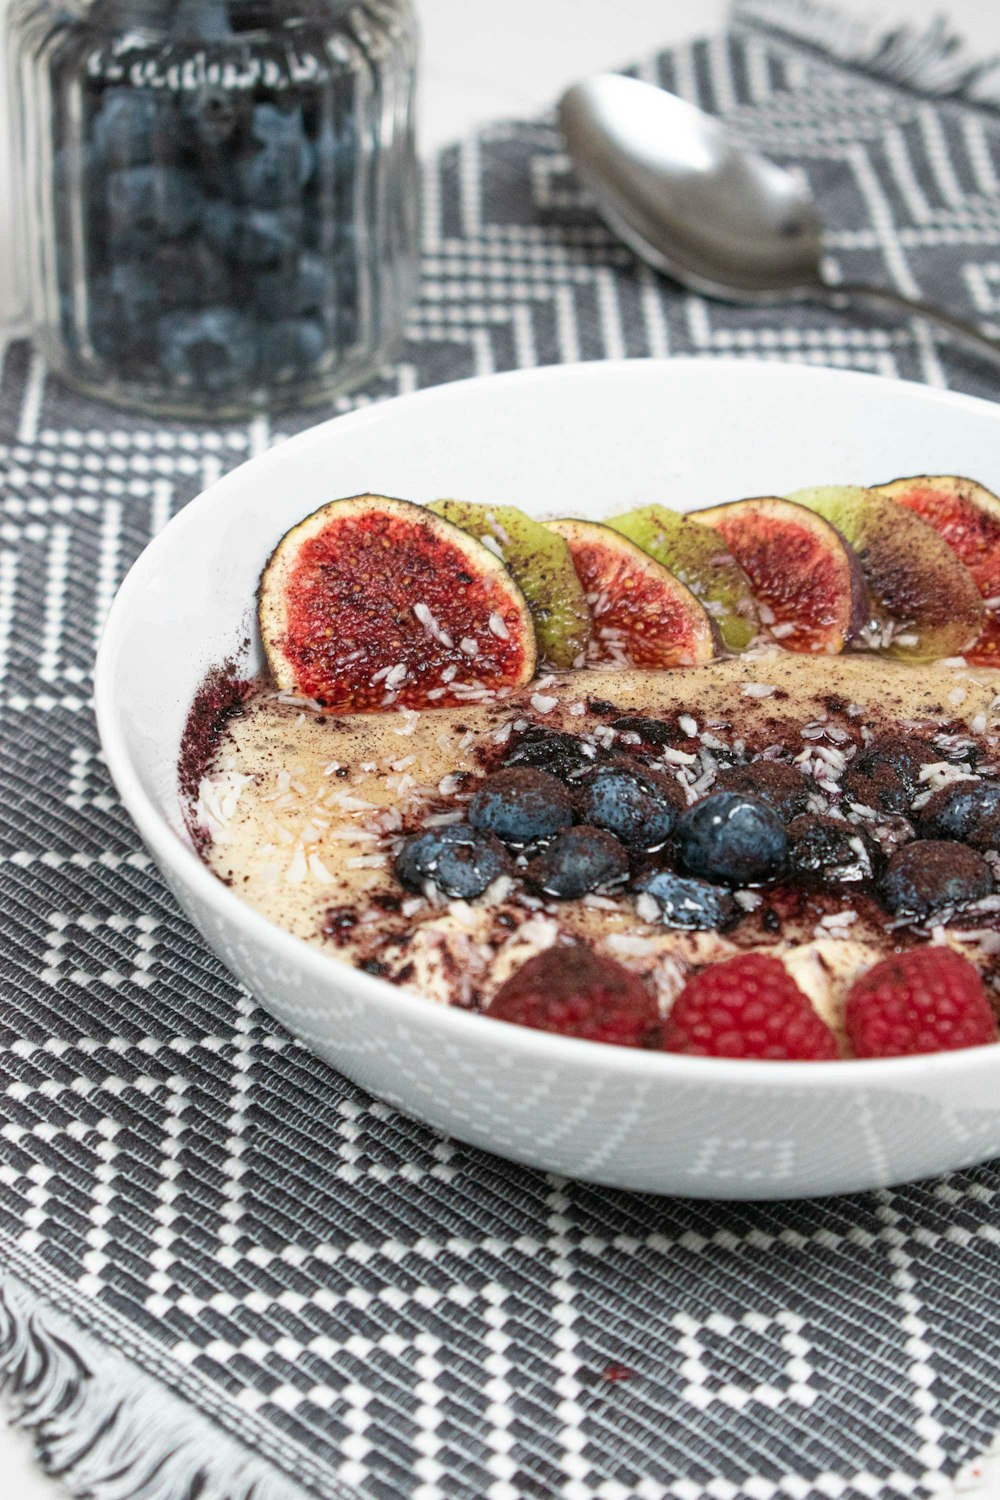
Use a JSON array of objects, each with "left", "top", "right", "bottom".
[
  {"left": 485, "top": 945, "right": 660, "bottom": 1047},
  {"left": 661, "top": 953, "right": 838, "bottom": 1060},
  {"left": 845, "top": 946, "right": 997, "bottom": 1058}
]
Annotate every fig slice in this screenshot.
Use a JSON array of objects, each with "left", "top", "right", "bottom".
[
  {"left": 871, "top": 474, "right": 1000, "bottom": 666},
  {"left": 259, "top": 493, "right": 536, "bottom": 710},
  {"left": 428, "top": 498, "right": 590, "bottom": 669},
  {"left": 691, "top": 495, "right": 868, "bottom": 655},
  {"left": 545, "top": 518, "right": 719, "bottom": 669},
  {"left": 607, "top": 504, "right": 759, "bottom": 652},
  {"left": 789, "top": 485, "right": 984, "bottom": 662}
]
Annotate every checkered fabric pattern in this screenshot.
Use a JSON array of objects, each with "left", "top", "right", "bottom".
[{"left": 5, "top": 5, "right": 1000, "bottom": 1499}]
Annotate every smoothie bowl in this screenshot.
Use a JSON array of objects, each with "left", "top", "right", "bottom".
[{"left": 95, "top": 359, "right": 1000, "bottom": 1198}]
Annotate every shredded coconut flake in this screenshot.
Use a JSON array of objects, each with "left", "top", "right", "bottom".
[
  {"left": 606, "top": 934, "right": 657, "bottom": 956},
  {"left": 195, "top": 770, "right": 254, "bottom": 843},
  {"left": 422, "top": 810, "right": 465, "bottom": 828},
  {"left": 659, "top": 746, "right": 697, "bottom": 766},
  {"left": 481, "top": 874, "right": 515, "bottom": 906},
  {"left": 412, "top": 601, "right": 454, "bottom": 649},
  {"left": 635, "top": 893, "right": 661, "bottom": 924},
  {"left": 307, "top": 853, "right": 334, "bottom": 883},
  {"left": 530, "top": 693, "right": 558, "bottom": 714}
]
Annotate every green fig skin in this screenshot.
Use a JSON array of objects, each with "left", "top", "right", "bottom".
[
  {"left": 429, "top": 499, "right": 591, "bottom": 670},
  {"left": 608, "top": 504, "right": 759, "bottom": 652},
  {"left": 789, "top": 485, "right": 984, "bottom": 662}
]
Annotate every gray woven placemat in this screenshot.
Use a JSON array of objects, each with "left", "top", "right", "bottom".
[{"left": 5, "top": 3, "right": 1000, "bottom": 1498}]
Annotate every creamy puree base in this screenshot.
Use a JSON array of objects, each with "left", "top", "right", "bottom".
[{"left": 192, "top": 655, "right": 1000, "bottom": 1038}]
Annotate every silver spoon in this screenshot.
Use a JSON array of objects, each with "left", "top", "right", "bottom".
[{"left": 558, "top": 73, "right": 1000, "bottom": 364}]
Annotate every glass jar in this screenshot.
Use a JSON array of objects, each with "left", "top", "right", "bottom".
[{"left": 7, "top": 0, "right": 418, "bottom": 417}]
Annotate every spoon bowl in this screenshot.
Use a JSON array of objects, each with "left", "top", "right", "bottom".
[
  {"left": 559, "top": 72, "right": 1000, "bottom": 361},
  {"left": 559, "top": 73, "right": 825, "bottom": 299}
]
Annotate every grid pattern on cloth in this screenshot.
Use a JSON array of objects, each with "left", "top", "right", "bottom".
[{"left": 4, "top": 6, "right": 1000, "bottom": 1500}]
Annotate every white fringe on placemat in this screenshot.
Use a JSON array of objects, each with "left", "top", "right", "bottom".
[
  {"left": 0, "top": 1276, "right": 309, "bottom": 1500},
  {"left": 734, "top": 0, "right": 1000, "bottom": 108}
]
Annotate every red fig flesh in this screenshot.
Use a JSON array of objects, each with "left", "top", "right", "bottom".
[
  {"left": 545, "top": 518, "right": 719, "bottom": 669},
  {"left": 693, "top": 496, "right": 869, "bottom": 654},
  {"left": 259, "top": 493, "right": 536, "bottom": 710}
]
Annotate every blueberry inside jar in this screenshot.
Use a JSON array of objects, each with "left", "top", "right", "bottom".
[{"left": 14, "top": 0, "right": 418, "bottom": 416}]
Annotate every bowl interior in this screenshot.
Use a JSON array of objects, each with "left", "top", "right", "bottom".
[{"left": 97, "top": 358, "right": 1000, "bottom": 860}]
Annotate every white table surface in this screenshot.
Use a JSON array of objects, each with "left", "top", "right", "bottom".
[{"left": 4, "top": 0, "right": 1000, "bottom": 1494}]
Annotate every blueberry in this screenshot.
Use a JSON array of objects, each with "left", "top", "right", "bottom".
[
  {"left": 107, "top": 166, "right": 200, "bottom": 239},
  {"left": 153, "top": 240, "right": 231, "bottom": 310},
  {"left": 259, "top": 318, "right": 325, "bottom": 378},
  {"left": 634, "top": 870, "right": 738, "bottom": 931},
  {"left": 973, "top": 813, "right": 1000, "bottom": 853},
  {"left": 110, "top": 261, "right": 160, "bottom": 326},
  {"left": 106, "top": 166, "right": 157, "bottom": 229},
  {"left": 253, "top": 252, "right": 328, "bottom": 320},
  {"left": 504, "top": 728, "right": 596, "bottom": 782},
  {"left": 313, "top": 118, "right": 359, "bottom": 189},
  {"left": 917, "top": 779, "right": 1000, "bottom": 847},
  {"left": 786, "top": 815, "right": 877, "bottom": 885},
  {"left": 203, "top": 201, "right": 299, "bottom": 265},
  {"left": 154, "top": 168, "right": 201, "bottom": 237},
  {"left": 54, "top": 143, "right": 95, "bottom": 198},
  {"left": 169, "top": 0, "right": 233, "bottom": 39},
  {"left": 467, "top": 768, "right": 574, "bottom": 845},
  {"left": 251, "top": 104, "right": 305, "bottom": 149},
  {"left": 238, "top": 208, "right": 303, "bottom": 266},
  {"left": 525, "top": 826, "right": 629, "bottom": 900},
  {"left": 233, "top": 105, "right": 314, "bottom": 208},
  {"left": 715, "top": 762, "right": 811, "bottom": 822},
  {"left": 105, "top": 221, "right": 159, "bottom": 263},
  {"left": 881, "top": 840, "right": 993, "bottom": 917},
  {"left": 676, "top": 792, "right": 788, "bottom": 886},
  {"left": 395, "top": 824, "right": 510, "bottom": 900},
  {"left": 182, "top": 87, "right": 248, "bottom": 148},
  {"left": 842, "top": 763, "right": 909, "bottom": 816},
  {"left": 80, "top": 277, "right": 119, "bottom": 358},
  {"left": 201, "top": 199, "right": 239, "bottom": 257},
  {"left": 91, "top": 90, "right": 159, "bottom": 168},
  {"left": 610, "top": 715, "right": 676, "bottom": 747},
  {"left": 575, "top": 761, "right": 683, "bottom": 849},
  {"left": 854, "top": 735, "right": 937, "bottom": 799},
  {"left": 158, "top": 308, "right": 258, "bottom": 393}
]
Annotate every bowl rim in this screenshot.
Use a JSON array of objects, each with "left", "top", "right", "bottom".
[{"left": 94, "top": 356, "right": 1000, "bottom": 1090}]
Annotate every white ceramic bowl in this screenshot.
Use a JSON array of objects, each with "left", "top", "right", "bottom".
[{"left": 96, "top": 359, "right": 1000, "bottom": 1200}]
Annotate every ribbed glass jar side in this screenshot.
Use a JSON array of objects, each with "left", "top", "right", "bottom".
[{"left": 13, "top": 0, "right": 418, "bottom": 418}]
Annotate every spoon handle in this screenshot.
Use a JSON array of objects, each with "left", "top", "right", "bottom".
[{"left": 819, "top": 280, "right": 1000, "bottom": 366}]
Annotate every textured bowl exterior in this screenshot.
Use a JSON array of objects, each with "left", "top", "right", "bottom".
[{"left": 95, "top": 360, "right": 1000, "bottom": 1198}]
